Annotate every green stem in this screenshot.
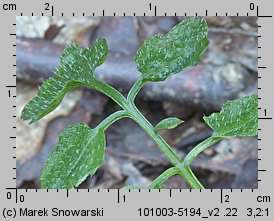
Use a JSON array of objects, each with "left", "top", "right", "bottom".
[
  {"left": 148, "top": 167, "right": 180, "bottom": 189},
  {"left": 179, "top": 167, "right": 204, "bottom": 189},
  {"left": 127, "top": 77, "right": 146, "bottom": 103},
  {"left": 183, "top": 136, "right": 222, "bottom": 167},
  {"left": 128, "top": 103, "right": 182, "bottom": 167},
  {"left": 97, "top": 110, "right": 129, "bottom": 131},
  {"left": 128, "top": 104, "right": 204, "bottom": 188},
  {"left": 181, "top": 136, "right": 223, "bottom": 188},
  {"left": 90, "top": 79, "right": 128, "bottom": 109},
  {"left": 89, "top": 77, "right": 212, "bottom": 189}
]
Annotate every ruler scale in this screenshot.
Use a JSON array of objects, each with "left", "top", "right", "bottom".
[{"left": 0, "top": 0, "right": 273, "bottom": 220}]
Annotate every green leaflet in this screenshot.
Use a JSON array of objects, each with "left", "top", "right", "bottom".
[
  {"left": 155, "top": 117, "right": 183, "bottom": 131},
  {"left": 41, "top": 123, "right": 106, "bottom": 189},
  {"left": 21, "top": 38, "right": 108, "bottom": 123},
  {"left": 135, "top": 17, "right": 209, "bottom": 82},
  {"left": 204, "top": 94, "right": 258, "bottom": 137}
]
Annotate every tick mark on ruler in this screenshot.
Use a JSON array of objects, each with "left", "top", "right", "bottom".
[{"left": 220, "top": 189, "right": 223, "bottom": 203}]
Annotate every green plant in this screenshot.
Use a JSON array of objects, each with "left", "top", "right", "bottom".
[{"left": 21, "top": 17, "right": 258, "bottom": 189}]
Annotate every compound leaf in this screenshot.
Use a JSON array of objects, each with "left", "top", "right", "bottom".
[
  {"left": 21, "top": 38, "right": 108, "bottom": 123},
  {"left": 155, "top": 117, "right": 183, "bottom": 131},
  {"left": 41, "top": 123, "right": 106, "bottom": 189},
  {"left": 135, "top": 17, "right": 209, "bottom": 82},
  {"left": 203, "top": 94, "right": 258, "bottom": 137}
]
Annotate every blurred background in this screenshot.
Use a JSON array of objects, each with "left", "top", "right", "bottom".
[{"left": 16, "top": 16, "right": 258, "bottom": 189}]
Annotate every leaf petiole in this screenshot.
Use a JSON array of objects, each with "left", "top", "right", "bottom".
[
  {"left": 180, "top": 136, "right": 223, "bottom": 189},
  {"left": 148, "top": 167, "right": 180, "bottom": 189},
  {"left": 89, "top": 79, "right": 128, "bottom": 109},
  {"left": 97, "top": 110, "right": 129, "bottom": 131},
  {"left": 127, "top": 77, "right": 146, "bottom": 103}
]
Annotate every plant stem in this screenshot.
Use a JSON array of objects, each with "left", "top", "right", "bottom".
[
  {"left": 128, "top": 103, "right": 208, "bottom": 189},
  {"left": 182, "top": 136, "right": 222, "bottom": 168},
  {"left": 181, "top": 136, "right": 223, "bottom": 188},
  {"left": 89, "top": 76, "right": 213, "bottom": 189},
  {"left": 97, "top": 110, "right": 129, "bottom": 131},
  {"left": 90, "top": 79, "right": 128, "bottom": 109},
  {"left": 148, "top": 167, "right": 180, "bottom": 189},
  {"left": 127, "top": 77, "right": 146, "bottom": 103},
  {"left": 128, "top": 103, "right": 183, "bottom": 167}
]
